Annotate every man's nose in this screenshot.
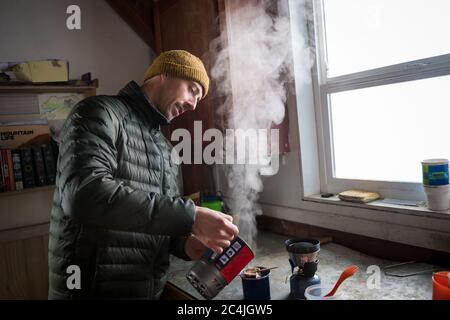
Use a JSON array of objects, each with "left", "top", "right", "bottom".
[{"left": 184, "top": 101, "right": 197, "bottom": 111}]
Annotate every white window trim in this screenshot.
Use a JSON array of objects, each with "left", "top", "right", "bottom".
[
  {"left": 311, "top": 0, "right": 450, "bottom": 201},
  {"left": 281, "top": 0, "right": 450, "bottom": 252}
]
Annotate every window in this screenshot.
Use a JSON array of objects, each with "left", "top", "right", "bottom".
[{"left": 311, "top": 0, "right": 450, "bottom": 200}]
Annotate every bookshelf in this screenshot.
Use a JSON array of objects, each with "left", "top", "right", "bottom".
[
  {"left": 0, "top": 80, "right": 98, "bottom": 299},
  {"left": 0, "top": 184, "right": 55, "bottom": 199},
  {"left": 0, "top": 79, "right": 98, "bottom": 94}
]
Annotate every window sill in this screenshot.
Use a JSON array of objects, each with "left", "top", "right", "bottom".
[
  {"left": 259, "top": 193, "right": 450, "bottom": 253},
  {"left": 304, "top": 194, "right": 450, "bottom": 220}
]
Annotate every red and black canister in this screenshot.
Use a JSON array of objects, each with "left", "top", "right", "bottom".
[{"left": 186, "top": 236, "right": 254, "bottom": 299}]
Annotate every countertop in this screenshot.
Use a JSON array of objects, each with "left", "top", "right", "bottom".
[{"left": 168, "top": 231, "right": 439, "bottom": 300}]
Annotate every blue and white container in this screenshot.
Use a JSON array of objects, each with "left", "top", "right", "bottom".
[
  {"left": 422, "top": 159, "right": 449, "bottom": 186},
  {"left": 422, "top": 159, "right": 449, "bottom": 211}
]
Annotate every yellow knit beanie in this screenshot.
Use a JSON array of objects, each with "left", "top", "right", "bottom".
[{"left": 143, "top": 50, "right": 210, "bottom": 98}]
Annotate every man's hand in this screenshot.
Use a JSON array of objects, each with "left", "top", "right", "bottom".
[
  {"left": 184, "top": 234, "right": 207, "bottom": 261},
  {"left": 191, "top": 206, "right": 239, "bottom": 254}
]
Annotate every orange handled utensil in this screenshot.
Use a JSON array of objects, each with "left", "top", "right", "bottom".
[{"left": 324, "top": 265, "right": 359, "bottom": 297}]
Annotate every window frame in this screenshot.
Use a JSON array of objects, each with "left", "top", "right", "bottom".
[{"left": 311, "top": 0, "right": 450, "bottom": 201}]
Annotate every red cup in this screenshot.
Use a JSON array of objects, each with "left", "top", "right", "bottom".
[{"left": 432, "top": 271, "right": 450, "bottom": 300}]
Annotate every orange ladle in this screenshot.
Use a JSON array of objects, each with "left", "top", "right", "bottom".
[{"left": 324, "top": 265, "right": 359, "bottom": 297}]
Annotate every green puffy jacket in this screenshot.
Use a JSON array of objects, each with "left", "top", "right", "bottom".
[{"left": 48, "top": 81, "right": 196, "bottom": 299}]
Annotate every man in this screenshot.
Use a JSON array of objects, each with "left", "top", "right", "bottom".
[{"left": 48, "top": 50, "right": 239, "bottom": 299}]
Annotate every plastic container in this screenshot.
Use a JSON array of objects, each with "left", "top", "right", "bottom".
[
  {"left": 423, "top": 184, "right": 450, "bottom": 211},
  {"left": 422, "top": 159, "right": 449, "bottom": 186},
  {"left": 304, "top": 284, "right": 340, "bottom": 300},
  {"left": 432, "top": 271, "right": 450, "bottom": 300},
  {"left": 202, "top": 199, "right": 222, "bottom": 212},
  {"left": 201, "top": 195, "right": 223, "bottom": 212}
]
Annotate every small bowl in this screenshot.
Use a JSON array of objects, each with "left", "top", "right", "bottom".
[
  {"left": 432, "top": 271, "right": 450, "bottom": 300},
  {"left": 304, "top": 284, "right": 340, "bottom": 300}
]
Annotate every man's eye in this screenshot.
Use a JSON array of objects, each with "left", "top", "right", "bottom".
[{"left": 192, "top": 87, "right": 199, "bottom": 98}]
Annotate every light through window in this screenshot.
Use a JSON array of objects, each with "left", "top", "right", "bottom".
[
  {"left": 323, "top": 0, "right": 450, "bottom": 77},
  {"left": 331, "top": 75, "right": 450, "bottom": 183},
  {"left": 312, "top": 0, "right": 450, "bottom": 198}
]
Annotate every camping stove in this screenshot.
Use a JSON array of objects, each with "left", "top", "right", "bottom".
[{"left": 285, "top": 238, "right": 321, "bottom": 299}]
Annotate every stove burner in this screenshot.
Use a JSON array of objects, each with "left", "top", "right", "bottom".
[{"left": 285, "top": 238, "right": 321, "bottom": 299}]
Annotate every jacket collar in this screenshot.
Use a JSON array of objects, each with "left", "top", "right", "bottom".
[{"left": 118, "top": 81, "right": 169, "bottom": 128}]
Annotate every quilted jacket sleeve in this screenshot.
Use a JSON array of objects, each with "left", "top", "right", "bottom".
[
  {"left": 57, "top": 97, "right": 195, "bottom": 236},
  {"left": 169, "top": 236, "right": 191, "bottom": 261},
  {"left": 169, "top": 164, "right": 192, "bottom": 260}
]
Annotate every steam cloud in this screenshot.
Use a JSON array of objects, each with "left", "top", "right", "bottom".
[{"left": 210, "top": 0, "right": 306, "bottom": 248}]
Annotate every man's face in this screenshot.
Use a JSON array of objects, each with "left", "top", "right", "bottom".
[{"left": 157, "top": 75, "right": 203, "bottom": 121}]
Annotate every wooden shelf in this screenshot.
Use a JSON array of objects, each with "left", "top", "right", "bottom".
[
  {"left": 0, "top": 184, "right": 54, "bottom": 232},
  {"left": 0, "top": 222, "right": 50, "bottom": 242},
  {"left": 0, "top": 185, "right": 55, "bottom": 199},
  {"left": 0, "top": 79, "right": 98, "bottom": 94}
]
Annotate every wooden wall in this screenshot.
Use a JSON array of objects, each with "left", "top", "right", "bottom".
[
  {"left": 153, "top": 0, "right": 222, "bottom": 196},
  {"left": 0, "top": 224, "right": 49, "bottom": 299}
]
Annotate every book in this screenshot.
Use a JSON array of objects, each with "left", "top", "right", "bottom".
[
  {"left": 0, "top": 151, "right": 3, "bottom": 192},
  {"left": 11, "top": 149, "right": 23, "bottom": 191},
  {"left": 41, "top": 144, "right": 56, "bottom": 184},
  {"left": 0, "top": 123, "right": 51, "bottom": 149},
  {"left": 31, "top": 145, "right": 47, "bottom": 186},
  {"left": 1, "top": 149, "right": 11, "bottom": 191},
  {"left": 6, "top": 149, "right": 15, "bottom": 191},
  {"left": 20, "top": 148, "right": 36, "bottom": 188}
]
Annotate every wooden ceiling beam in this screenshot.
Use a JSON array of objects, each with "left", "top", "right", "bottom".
[{"left": 105, "top": 0, "right": 156, "bottom": 51}]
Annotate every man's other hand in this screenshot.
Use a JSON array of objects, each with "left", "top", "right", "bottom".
[{"left": 191, "top": 206, "right": 239, "bottom": 254}]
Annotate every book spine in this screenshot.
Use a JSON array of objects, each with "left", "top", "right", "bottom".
[
  {"left": 0, "top": 150, "right": 4, "bottom": 192},
  {"left": 41, "top": 144, "right": 56, "bottom": 185},
  {"left": 6, "top": 149, "right": 15, "bottom": 191},
  {"left": 1, "top": 149, "right": 11, "bottom": 191},
  {"left": 21, "top": 148, "right": 36, "bottom": 188},
  {"left": 11, "top": 149, "right": 24, "bottom": 191},
  {"left": 32, "top": 145, "right": 47, "bottom": 186}
]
